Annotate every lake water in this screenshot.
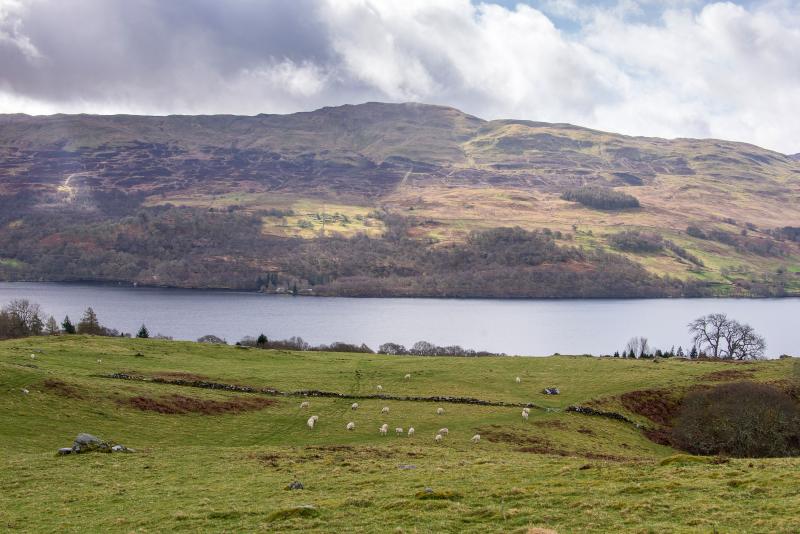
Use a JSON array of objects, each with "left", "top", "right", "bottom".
[{"left": 1, "top": 282, "right": 798, "bottom": 357}]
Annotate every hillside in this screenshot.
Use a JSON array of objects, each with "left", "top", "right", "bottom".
[
  {"left": 1, "top": 103, "right": 800, "bottom": 296},
  {"left": 1, "top": 336, "right": 798, "bottom": 532}
]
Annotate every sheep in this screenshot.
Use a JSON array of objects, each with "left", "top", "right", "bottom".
[
  {"left": 351, "top": 402, "right": 359, "bottom": 410},
  {"left": 395, "top": 427, "right": 403, "bottom": 435},
  {"left": 29, "top": 354, "right": 36, "bottom": 360},
  {"left": 307, "top": 417, "right": 316, "bottom": 429},
  {"left": 300, "top": 401, "right": 309, "bottom": 409},
  {"left": 21, "top": 388, "right": 29, "bottom": 395},
  {"left": 522, "top": 407, "right": 530, "bottom": 414},
  {"left": 471, "top": 434, "right": 481, "bottom": 443},
  {"left": 376, "top": 385, "right": 383, "bottom": 392},
  {"left": 515, "top": 376, "right": 521, "bottom": 384},
  {"left": 404, "top": 373, "right": 411, "bottom": 380},
  {"left": 522, "top": 410, "right": 529, "bottom": 421},
  {"left": 434, "top": 433, "right": 443, "bottom": 442},
  {"left": 438, "top": 428, "right": 449, "bottom": 435},
  {"left": 436, "top": 407, "right": 444, "bottom": 415},
  {"left": 346, "top": 422, "right": 355, "bottom": 431},
  {"left": 408, "top": 427, "right": 415, "bottom": 437},
  {"left": 381, "top": 406, "right": 390, "bottom": 414},
  {"left": 97, "top": 359, "right": 102, "bottom": 363},
  {"left": 311, "top": 415, "right": 319, "bottom": 422},
  {"left": 379, "top": 424, "right": 389, "bottom": 435}
]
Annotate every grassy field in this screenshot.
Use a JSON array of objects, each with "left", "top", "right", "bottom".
[{"left": 1, "top": 336, "right": 798, "bottom": 532}]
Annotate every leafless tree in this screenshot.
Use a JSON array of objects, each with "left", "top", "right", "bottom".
[
  {"left": 2, "top": 299, "right": 44, "bottom": 336},
  {"left": 625, "top": 336, "right": 650, "bottom": 358},
  {"left": 688, "top": 313, "right": 766, "bottom": 360}
]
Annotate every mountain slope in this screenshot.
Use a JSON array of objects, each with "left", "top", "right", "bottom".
[{"left": 1, "top": 102, "right": 799, "bottom": 296}]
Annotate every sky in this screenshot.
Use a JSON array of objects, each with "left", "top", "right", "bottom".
[{"left": 0, "top": 0, "right": 798, "bottom": 153}]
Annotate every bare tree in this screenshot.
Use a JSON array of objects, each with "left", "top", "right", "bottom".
[
  {"left": 625, "top": 336, "right": 650, "bottom": 358},
  {"left": 688, "top": 314, "right": 766, "bottom": 360},
  {"left": 2, "top": 299, "right": 44, "bottom": 336}
]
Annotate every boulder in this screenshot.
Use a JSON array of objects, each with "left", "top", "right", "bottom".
[
  {"left": 72, "top": 433, "right": 111, "bottom": 454},
  {"left": 286, "top": 480, "right": 304, "bottom": 490},
  {"left": 57, "top": 447, "right": 72, "bottom": 456},
  {"left": 542, "top": 387, "right": 560, "bottom": 395}
]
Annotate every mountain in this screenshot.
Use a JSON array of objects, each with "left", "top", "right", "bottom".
[{"left": 1, "top": 102, "right": 799, "bottom": 297}]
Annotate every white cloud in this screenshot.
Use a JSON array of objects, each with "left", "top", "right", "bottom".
[{"left": 0, "top": 0, "right": 798, "bottom": 153}]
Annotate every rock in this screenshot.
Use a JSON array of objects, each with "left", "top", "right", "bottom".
[
  {"left": 398, "top": 464, "right": 417, "bottom": 470},
  {"left": 286, "top": 480, "right": 304, "bottom": 490},
  {"left": 423, "top": 487, "right": 434, "bottom": 494},
  {"left": 542, "top": 387, "right": 560, "bottom": 395},
  {"left": 57, "top": 447, "right": 72, "bottom": 456},
  {"left": 111, "top": 444, "right": 130, "bottom": 453},
  {"left": 72, "top": 433, "right": 111, "bottom": 454}
]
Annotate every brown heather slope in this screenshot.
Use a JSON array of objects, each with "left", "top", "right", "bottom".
[{"left": 1, "top": 102, "right": 799, "bottom": 295}]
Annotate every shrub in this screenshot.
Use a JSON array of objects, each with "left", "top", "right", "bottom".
[
  {"left": 672, "top": 382, "right": 800, "bottom": 457},
  {"left": 561, "top": 186, "right": 640, "bottom": 210},
  {"left": 609, "top": 231, "right": 664, "bottom": 253}
]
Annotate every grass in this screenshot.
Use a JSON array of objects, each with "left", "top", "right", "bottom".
[{"left": 1, "top": 336, "right": 797, "bottom": 532}]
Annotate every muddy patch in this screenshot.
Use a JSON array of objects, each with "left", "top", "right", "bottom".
[
  {"left": 123, "top": 394, "right": 274, "bottom": 415},
  {"left": 701, "top": 369, "right": 755, "bottom": 382},
  {"left": 42, "top": 378, "right": 84, "bottom": 399}
]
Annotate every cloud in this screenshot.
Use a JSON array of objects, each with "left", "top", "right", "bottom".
[{"left": 0, "top": 0, "right": 798, "bottom": 153}]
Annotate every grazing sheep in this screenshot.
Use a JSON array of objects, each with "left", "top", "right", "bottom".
[
  {"left": 522, "top": 411, "right": 529, "bottom": 421},
  {"left": 434, "top": 434, "right": 443, "bottom": 442},
  {"left": 379, "top": 424, "right": 389, "bottom": 435},
  {"left": 351, "top": 402, "right": 359, "bottom": 410},
  {"left": 381, "top": 406, "right": 390, "bottom": 414},
  {"left": 346, "top": 422, "right": 355, "bottom": 431},
  {"left": 97, "top": 359, "right": 102, "bottom": 363},
  {"left": 408, "top": 427, "right": 415, "bottom": 437},
  {"left": 376, "top": 385, "right": 383, "bottom": 392},
  {"left": 522, "top": 407, "right": 530, "bottom": 414},
  {"left": 29, "top": 354, "right": 35, "bottom": 360},
  {"left": 311, "top": 415, "right": 319, "bottom": 422},
  {"left": 21, "top": 388, "right": 29, "bottom": 395},
  {"left": 438, "top": 428, "right": 449, "bottom": 435},
  {"left": 404, "top": 373, "right": 411, "bottom": 380},
  {"left": 436, "top": 407, "right": 444, "bottom": 415},
  {"left": 515, "top": 376, "right": 521, "bottom": 384},
  {"left": 300, "top": 401, "right": 309, "bottom": 409},
  {"left": 307, "top": 417, "right": 316, "bottom": 429},
  {"left": 395, "top": 427, "right": 403, "bottom": 435},
  {"left": 471, "top": 434, "right": 481, "bottom": 443}
]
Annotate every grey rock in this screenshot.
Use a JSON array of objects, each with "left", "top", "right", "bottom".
[
  {"left": 423, "top": 487, "right": 434, "bottom": 494},
  {"left": 72, "top": 433, "right": 111, "bottom": 454},
  {"left": 111, "top": 445, "right": 128, "bottom": 452},
  {"left": 543, "top": 387, "right": 560, "bottom": 395},
  {"left": 398, "top": 464, "right": 417, "bottom": 470},
  {"left": 287, "top": 480, "right": 304, "bottom": 490},
  {"left": 57, "top": 447, "right": 72, "bottom": 456}
]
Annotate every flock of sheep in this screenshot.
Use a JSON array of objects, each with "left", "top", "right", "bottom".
[{"left": 300, "top": 374, "right": 532, "bottom": 444}]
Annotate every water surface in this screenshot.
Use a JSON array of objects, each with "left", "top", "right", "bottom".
[{"left": 1, "top": 282, "right": 797, "bottom": 357}]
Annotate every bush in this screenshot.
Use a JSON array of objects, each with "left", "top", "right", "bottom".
[
  {"left": 608, "top": 231, "right": 664, "bottom": 253},
  {"left": 686, "top": 225, "right": 707, "bottom": 239},
  {"left": 561, "top": 186, "right": 640, "bottom": 210},
  {"left": 672, "top": 382, "right": 800, "bottom": 457}
]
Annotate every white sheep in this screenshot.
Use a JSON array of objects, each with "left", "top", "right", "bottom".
[
  {"left": 21, "top": 388, "right": 29, "bottom": 395},
  {"left": 30, "top": 354, "right": 36, "bottom": 360},
  {"left": 515, "top": 376, "right": 521, "bottom": 384},
  {"left": 436, "top": 407, "right": 444, "bottom": 415},
  {"left": 408, "top": 427, "right": 415, "bottom": 437},
  {"left": 346, "top": 422, "right": 355, "bottom": 431},
  {"left": 307, "top": 417, "right": 316, "bottom": 429},
  {"left": 300, "top": 401, "right": 309, "bottom": 409},
  {"left": 522, "top": 407, "right": 530, "bottom": 414},
  {"left": 471, "top": 434, "right": 481, "bottom": 443},
  {"left": 404, "top": 373, "right": 411, "bottom": 380},
  {"left": 438, "top": 428, "right": 449, "bottom": 435},
  {"left": 381, "top": 406, "right": 390, "bottom": 414},
  {"left": 434, "top": 433, "right": 443, "bottom": 442},
  {"left": 351, "top": 402, "right": 359, "bottom": 410},
  {"left": 522, "top": 411, "right": 529, "bottom": 421},
  {"left": 379, "top": 423, "right": 389, "bottom": 435},
  {"left": 395, "top": 427, "right": 403, "bottom": 435},
  {"left": 97, "top": 359, "right": 102, "bottom": 363},
  {"left": 311, "top": 415, "right": 319, "bottom": 422},
  {"left": 376, "top": 385, "right": 383, "bottom": 392}
]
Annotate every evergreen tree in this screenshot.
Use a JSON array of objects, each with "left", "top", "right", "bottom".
[
  {"left": 613, "top": 351, "right": 620, "bottom": 358},
  {"left": 689, "top": 346, "right": 698, "bottom": 359},
  {"left": 628, "top": 349, "right": 636, "bottom": 359},
  {"left": 256, "top": 333, "right": 268, "bottom": 347},
  {"left": 77, "top": 307, "right": 103, "bottom": 335},
  {"left": 677, "top": 346, "right": 685, "bottom": 358},
  {"left": 62, "top": 315, "right": 76, "bottom": 334},
  {"left": 136, "top": 324, "right": 149, "bottom": 338}
]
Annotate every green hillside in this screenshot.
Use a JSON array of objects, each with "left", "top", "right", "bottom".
[
  {"left": 1, "top": 103, "right": 800, "bottom": 296},
  {"left": 1, "top": 336, "right": 798, "bottom": 532}
]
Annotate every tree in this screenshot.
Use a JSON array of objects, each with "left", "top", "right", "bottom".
[
  {"left": 45, "top": 316, "right": 59, "bottom": 336},
  {"left": 379, "top": 343, "right": 408, "bottom": 355},
  {"left": 3, "top": 299, "right": 44, "bottom": 336},
  {"left": 136, "top": 324, "right": 149, "bottom": 338},
  {"left": 625, "top": 337, "right": 650, "bottom": 359},
  {"left": 688, "top": 313, "right": 766, "bottom": 360},
  {"left": 256, "top": 333, "right": 268, "bottom": 347},
  {"left": 62, "top": 315, "right": 76, "bottom": 334},
  {"left": 689, "top": 346, "right": 698, "bottom": 359},
  {"left": 77, "top": 307, "right": 103, "bottom": 335},
  {"left": 676, "top": 346, "right": 685, "bottom": 358}
]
